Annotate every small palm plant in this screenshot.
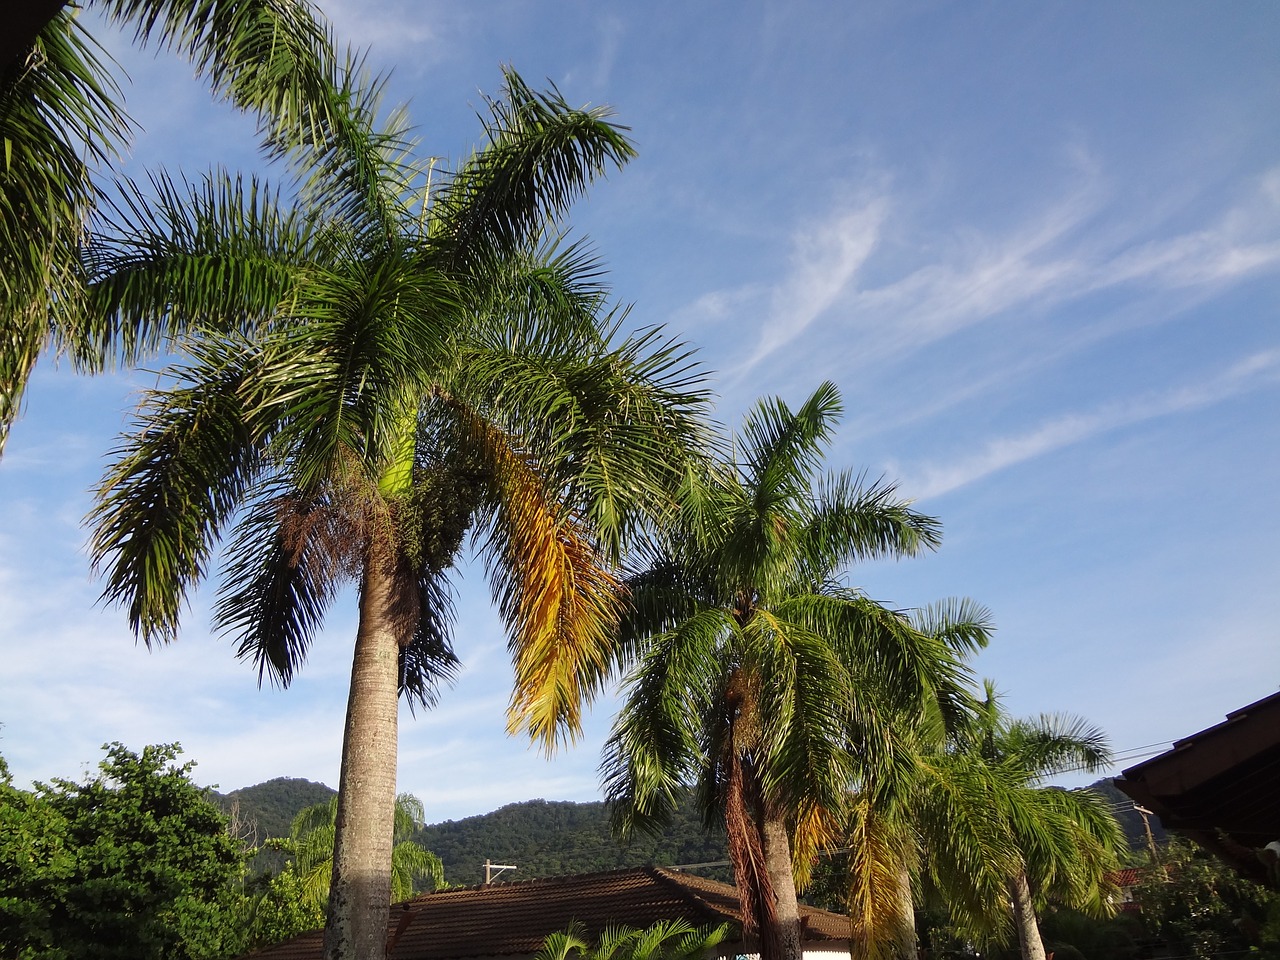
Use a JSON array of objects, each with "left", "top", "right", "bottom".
[
  {"left": 285, "top": 793, "right": 445, "bottom": 912},
  {"left": 536, "top": 920, "right": 729, "bottom": 960}
]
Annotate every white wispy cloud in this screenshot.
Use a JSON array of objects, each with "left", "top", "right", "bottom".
[
  {"left": 895, "top": 349, "right": 1280, "bottom": 499},
  {"left": 320, "top": 0, "right": 450, "bottom": 61},
  {"left": 726, "top": 195, "right": 889, "bottom": 384},
  {"left": 713, "top": 163, "right": 1280, "bottom": 400}
]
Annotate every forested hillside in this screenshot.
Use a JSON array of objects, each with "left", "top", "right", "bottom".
[
  {"left": 213, "top": 777, "right": 337, "bottom": 845},
  {"left": 212, "top": 779, "right": 728, "bottom": 887},
  {"left": 212, "top": 777, "right": 1153, "bottom": 888},
  {"left": 417, "top": 797, "right": 730, "bottom": 887}
]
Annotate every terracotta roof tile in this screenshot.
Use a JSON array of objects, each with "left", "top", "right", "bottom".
[{"left": 244, "top": 867, "right": 852, "bottom": 960}]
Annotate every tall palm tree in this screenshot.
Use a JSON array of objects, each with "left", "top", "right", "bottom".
[
  {"left": 87, "top": 70, "right": 710, "bottom": 960},
  {"left": 1, "top": 0, "right": 357, "bottom": 455},
  {"left": 602, "top": 383, "right": 963, "bottom": 960}
]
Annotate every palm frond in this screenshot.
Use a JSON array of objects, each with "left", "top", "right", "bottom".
[
  {"left": 81, "top": 170, "right": 312, "bottom": 367},
  {"left": 443, "top": 315, "right": 711, "bottom": 563},
  {"left": 1, "top": 11, "right": 129, "bottom": 452},
  {"left": 749, "top": 610, "right": 854, "bottom": 819},
  {"left": 534, "top": 924, "right": 590, "bottom": 960},
  {"left": 843, "top": 798, "right": 913, "bottom": 960},
  {"left": 601, "top": 609, "right": 729, "bottom": 837},
  {"left": 398, "top": 566, "right": 461, "bottom": 713},
  {"left": 1003, "top": 712, "right": 1113, "bottom": 778},
  {"left": 88, "top": 341, "right": 263, "bottom": 644},
  {"left": 214, "top": 485, "right": 355, "bottom": 687},
  {"left": 738, "top": 380, "right": 842, "bottom": 506},
  {"left": 429, "top": 67, "right": 636, "bottom": 271},
  {"left": 801, "top": 470, "right": 942, "bottom": 576}
]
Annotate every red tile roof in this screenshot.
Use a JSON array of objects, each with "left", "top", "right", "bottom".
[
  {"left": 1107, "top": 867, "right": 1144, "bottom": 888},
  {"left": 245, "top": 867, "right": 853, "bottom": 960}
]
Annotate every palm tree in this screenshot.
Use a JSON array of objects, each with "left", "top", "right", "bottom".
[
  {"left": 922, "top": 684, "right": 1123, "bottom": 960},
  {"left": 836, "top": 601, "right": 1000, "bottom": 960},
  {"left": 86, "top": 70, "right": 709, "bottom": 960},
  {"left": 602, "top": 383, "right": 964, "bottom": 960},
  {"left": 535, "top": 920, "right": 729, "bottom": 960},
  {"left": 288, "top": 793, "right": 444, "bottom": 911},
  {"left": 1, "top": 0, "right": 356, "bottom": 456}
]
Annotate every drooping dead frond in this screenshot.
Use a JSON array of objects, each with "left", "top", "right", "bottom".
[{"left": 450, "top": 403, "right": 621, "bottom": 750}]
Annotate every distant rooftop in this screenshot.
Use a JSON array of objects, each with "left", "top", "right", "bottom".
[{"left": 246, "top": 866, "right": 853, "bottom": 960}]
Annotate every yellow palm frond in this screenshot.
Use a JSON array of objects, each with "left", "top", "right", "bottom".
[
  {"left": 845, "top": 798, "right": 915, "bottom": 960},
  {"left": 790, "top": 801, "right": 841, "bottom": 891},
  {"left": 463, "top": 409, "right": 622, "bottom": 751}
]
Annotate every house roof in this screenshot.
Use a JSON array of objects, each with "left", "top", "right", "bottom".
[
  {"left": 1116, "top": 689, "right": 1280, "bottom": 881},
  {"left": 246, "top": 866, "right": 853, "bottom": 960},
  {"left": 1106, "top": 867, "right": 1144, "bottom": 888}
]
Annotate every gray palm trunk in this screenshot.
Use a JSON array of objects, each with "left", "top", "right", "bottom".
[
  {"left": 1008, "top": 871, "right": 1048, "bottom": 960},
  {"left": 889, "top": 862, "right": 917, "bottom": 960},
  {"left": 761, "top": 814, "right": 803, "bottom": 960},
  {"left": 323, "top": 541, "right": 417, "bottom": 960}
]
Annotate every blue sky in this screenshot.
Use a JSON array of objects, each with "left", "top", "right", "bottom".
[{"left": 2, "top": 1, "right": 1278, "bottom": 827}]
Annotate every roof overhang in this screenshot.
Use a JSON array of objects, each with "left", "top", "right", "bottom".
[{"left": 1115, "top": 691, "right": 1280, "bottom": 882}]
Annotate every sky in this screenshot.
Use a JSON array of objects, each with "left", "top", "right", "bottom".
[{"left": 2, "top": 1, "right": 1279, "bottom": 831}]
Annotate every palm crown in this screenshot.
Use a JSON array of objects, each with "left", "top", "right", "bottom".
[
  {"left": 603, "top": 382, "right": 970, "bottom": 960},
  {"left": 85, "top": 67, "right": 710, "bottom": 959}
]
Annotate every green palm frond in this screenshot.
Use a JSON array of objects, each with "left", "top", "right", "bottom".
[
  {"left": 913, "top": 754, "right": 1019, "bottom": 937},
  {"left": 1002, "top": 712, "right": 1113, "bottom": 778},
  {"left": 602, "top": 610, "right": 730, "bottom": 837},
  {"left": 432, "top": 67, "right": 636, "bottom": 268},
  {"left": 89, "top": 341, "right": 263, "bottom": 644},
  {"left": 1, "top": 10, "right": 129, "bottom": 452},
  {"left": 535, "top": 925, "right": 592, "bottom": 960},
  {"left": 802, "top": 470, "right": 942, "bottom": 575},
  {"left": 737, "top": 380, "right": 842, "bottom": 502},
  {"left": 456, "top": 234, "right": 613, "bottom": 345},
  {"left": 628, "top": 920, "right": 729, "bottom": 960},
  {"left": 909, "top": 597, "right": 994, "bottom": 657},
  {"left": 81, "top": 170, "right": 312, "bottom": 366},
  {"left": 749, "top": 611, "right": 854, "bottom": 816}
]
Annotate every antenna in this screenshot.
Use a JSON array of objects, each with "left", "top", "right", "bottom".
[{"left": 483, "top": 859, "right": 517, "bottom": 884}]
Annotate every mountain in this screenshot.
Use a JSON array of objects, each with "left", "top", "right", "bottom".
[
  {"left": 415, "top": 797, "right": 730, "bottom": 887},
  {"left": 1088, "top": 777, "right": 1168, "bottom": 852},
  {"left": 210, "top": 775, "right": 1153, "bottom": 890},
  {"left": 213, "top": 777, "right": 337, "bottom": 846},
  {"left": 212, "top": 777, "right": 727, "bottom": 887}
]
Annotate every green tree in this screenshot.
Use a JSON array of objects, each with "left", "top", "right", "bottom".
[
  {"left": 86, "top": 68, "right": 708, "bottom": 960},
  {"left": 0, "top": 743, "right": 245, "bottom": 960},
  {"left": 1, "top": 0, "right": 357, "bottom": 455},
  {"left": 1135, "top": 837, "right": 1280, "bottom": 960},
  {"left": 231, "top": 865, "right": 327, "bottom": 954},
  {"left": 286, "top": 793, "right": 444, "bottom": 910},
  {"left": 602, "top": 383, "right": 961, "bottom": 960},
  {"left": 0, "top": 757, "right": 75, "bottom": 959}
]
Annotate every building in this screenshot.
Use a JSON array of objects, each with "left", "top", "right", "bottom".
[
  {"left": 245, "top": 866, "right": 853, "bottom": 960},
  {"left": 1116, "top": 690, "right": 1280, "bottom": 884}
]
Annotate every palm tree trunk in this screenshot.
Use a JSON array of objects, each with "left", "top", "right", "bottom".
[
  {"left": 761, "top": 811, "right": 803, "bottom": 960},
  {"left": 323, "top": 542, "right": 415, "bottom": 960},
  {"left": 1009, "top": 871, "right": 1047, "bottom": 960},
  {"left": 889, "top": 862, "right": 917, "bottom": 960}
]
